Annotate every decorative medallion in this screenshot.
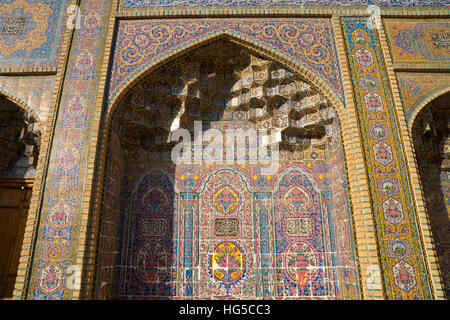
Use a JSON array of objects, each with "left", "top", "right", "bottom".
[
  {"left": 364, "top": 92, "right": 384, "bottom": 113},
  {"left": 48, "top": 202, "right": 71, "bottom": 229},
  {"left": 373, "top": 141, "right": 394, "bottom": 166},
  {"left": 389, "top": 239, "right": 411, "bottom": 259},
  {"left": 57, "top": 147, "right": 80, "bottom": 171},
  {"left": 393, "top": 261, "right": 417, "bottom": 292},
  {"left": 44, "top": 242, "right": 65, "bottom": 261},
  {"left": 212, "top": 185, "right": 241, "bottom": 214},
  {"left": 283, "top": 241, "right": 317, "bottom": 291},
  {"left": 38, "top": 263, "right": 62, "bottom": 294},
  {"left": 210, "top": 241, "right": 245, "bottom": 289},
  {"left": 136, "top": 242, "right": 170, "bottom": 283},
  {"left": 382, "top": 198, "right": 405, "bottom": 225},
  {"left": 142, "top": 186, "right": 169, "bottom": 212},
  {"left": 67, "top": 95, "right": 88, "bottom": 118},
  {"left": 283, "top": 186, "right": 312, "bottom": 213},
  {"left": 355, "top": 47, "right": 374, "bottom": 67},
  {"left": 369, "top": 124, "right": 389, "bottom": 140},
  {"left": 378, "top": 179, "right": 399, "bottom": 196},
  {"left": 361, "top": 76, "right": 380, "bottom": 91}
]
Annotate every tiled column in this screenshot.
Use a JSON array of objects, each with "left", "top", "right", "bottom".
[
  {"left": 340, "top": 17, "right": 435, "bottom": 299},
  {"left": 332, "top": 16, "right": 383, "bottom": 300},
  {"left": 254, "top": 192, "right": 274, "bottom": 299},
  {"left": 377, "top": 19, "right": 445, "bottom": 300},
  {"left": 179, "top": 192, "right": 197, "bottom": 298},
  {"left": 19, "top": 0, "right": 116, "bottom": 300}
]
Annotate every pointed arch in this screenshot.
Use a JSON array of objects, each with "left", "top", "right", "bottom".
[
  {"left": 408, "top": 87, "right": 450, "bottom": 299},
  {"left": 0, "top": 88, "right": 43, "bottom": 122},
  {"left": 85, "top": 31, "right": 366, "bottom": 299}
]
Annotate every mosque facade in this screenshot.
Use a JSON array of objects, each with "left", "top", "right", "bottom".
[{"left": 0, "top": 0, "right": 448, "bottom": 300}]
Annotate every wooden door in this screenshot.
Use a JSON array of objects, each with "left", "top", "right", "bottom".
[{"left": 0, "top": 179, "right": 32, "bottom": 298}]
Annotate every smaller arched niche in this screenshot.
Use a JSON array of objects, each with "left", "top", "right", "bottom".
[
  {"left": 0, "top": 94, "right": 41, "bottom": 298},
  {"left": 411, "top": 92, "right": 450, "bottom": 299},
  {"left": 0, "top": 95, "right": 40, "bottom": 178},
  {"left": 95, "top": 39, "right": 360, "bottom": 300}
]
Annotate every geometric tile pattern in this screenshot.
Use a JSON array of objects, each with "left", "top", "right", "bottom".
[{"left": 342, "top": 17, "right": 434, "bottom": 299}]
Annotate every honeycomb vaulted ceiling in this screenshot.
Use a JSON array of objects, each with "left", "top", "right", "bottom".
[{"left": 113, "top": 40, "right": 338, "bottom": 160}]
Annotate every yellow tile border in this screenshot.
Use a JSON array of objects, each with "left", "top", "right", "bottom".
[
  {"left": 378, "top": 18, "right": 445, "bottom": 299},
  {"left": 332, "top": 15, "right": 384, "bottom": 300}
]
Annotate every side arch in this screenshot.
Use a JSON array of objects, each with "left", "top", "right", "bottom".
[
  {"left": 407, "top": 88, "right": 450, "bottom": 298},
  {"left": 0, "top": 88, "right": 44, "bottom": 122},
  {"left": 407, "top": 85, "right": 450, "bottom": 132},
  {"left": 0, "top": 87, "right": 43, "bottom": 299}
]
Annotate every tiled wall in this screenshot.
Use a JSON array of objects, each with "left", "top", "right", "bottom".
[
  {"left": 97, "top": 123, "right": 360, "bottom": 299},
  {"left": 2, "top": 0, "right": 446, "bottom": 300}
]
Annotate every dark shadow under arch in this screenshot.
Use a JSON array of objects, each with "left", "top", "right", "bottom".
[{"left": 411, "top": 91, "right": 450, "bottom": 299}]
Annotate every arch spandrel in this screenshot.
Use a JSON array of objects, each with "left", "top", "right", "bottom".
[{"left": 396, "top": 72, "right": 450, "bottom": 131}]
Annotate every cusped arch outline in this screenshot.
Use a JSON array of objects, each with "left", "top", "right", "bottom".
[
  {"left": 407, "top": 85, "right": 450, "bottom": 131},
  {"left": 105, "top": 30, "right": 345, "bottom": 128},
  {"left": 0, "top": 87, "right": 43, "bottom": 122}
]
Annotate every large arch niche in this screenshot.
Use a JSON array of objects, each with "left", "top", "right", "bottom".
[
  {"left": 411, "top": 92, "right": 450, "bottom": 299},
  {"left": 94, "top": 38, "right": 360, "bottom": 299},
  {"left": 0, "top": 94, "right": 41, "bottom": 298}
]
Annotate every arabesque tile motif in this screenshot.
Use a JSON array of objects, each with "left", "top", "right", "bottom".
[{"left": 342, "top": 17, "right": 434, "bottom": 299}]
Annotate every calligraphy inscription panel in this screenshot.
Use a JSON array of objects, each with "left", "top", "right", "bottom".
[
  {"left": 0, "top": 16, "right": 28, "bottom": 36},
  {"left": 285, "top": 217, "right": 313, "bottom": 237},
  {"left": 213, "top": 217, "right": 240, "bottom": 238}
]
